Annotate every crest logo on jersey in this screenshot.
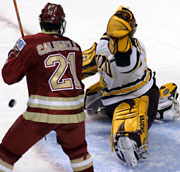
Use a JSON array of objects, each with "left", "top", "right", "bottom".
[{"left": 17, "top": 38, "right": 26, "bottom": 51}]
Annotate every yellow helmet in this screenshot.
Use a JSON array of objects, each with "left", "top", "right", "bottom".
[{"left": 107, "top": 6, "right": 137, "bottom": 38}]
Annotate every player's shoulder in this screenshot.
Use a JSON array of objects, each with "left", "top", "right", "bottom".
[
  {"left": 96, "top": 33, "right": 110, "bottom": 55},
  {"left": 22, "top": 33, "right": 40, "bottom": 41},
  {"left": 100, "top": 32, "right": 110, "bottom": 41},
  {"left": 14, "top": 33, "right": 49, "bottom": 52},
  {"left": 62, "top": 35, "right": 81, "bottom": 49},
  {"left": 132, "top": 37, "right": 146, "bottom": 51},
  {"left": 16, "top": 33, "right": 41, "bottom": 47}
]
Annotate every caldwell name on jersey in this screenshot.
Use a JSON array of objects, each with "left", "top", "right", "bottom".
[{"left": 2, "top": 32, "right": 86, "bottom": 124}]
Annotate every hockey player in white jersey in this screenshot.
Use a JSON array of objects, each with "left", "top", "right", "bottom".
[{"left": 82, "top": 6, "right": 160, "bottom": 168}]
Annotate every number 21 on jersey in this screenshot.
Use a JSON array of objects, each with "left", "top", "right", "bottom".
[{"left": 44, "top": 52, "right": 82, "bottom": 91}]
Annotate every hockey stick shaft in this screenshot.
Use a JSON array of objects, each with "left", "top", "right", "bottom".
[{"left": 13, "top": 0, "right": 24, "bottom": 37}]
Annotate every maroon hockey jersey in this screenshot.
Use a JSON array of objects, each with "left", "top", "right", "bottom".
[{"left": 2, "top": 32, "right": 86, "bottom": 124}]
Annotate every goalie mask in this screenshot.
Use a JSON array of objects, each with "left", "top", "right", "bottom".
[
  {"left": 39, "top": 3, "right": 66, "bottom": 35},
  {"left": 107, "top": 6, "right": 137, "bottom": 38}
]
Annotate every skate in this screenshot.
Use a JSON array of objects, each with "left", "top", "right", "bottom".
[{"left": 114, "top": 135, "right": 146, "bottom": 168}]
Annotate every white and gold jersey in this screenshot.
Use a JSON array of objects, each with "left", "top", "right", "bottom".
[{"left": 95, "top": 36, "right": 154, "bottom": 106}]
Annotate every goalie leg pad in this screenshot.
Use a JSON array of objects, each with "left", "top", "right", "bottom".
[
  {"left": 157, "top": 83, "right": 179, "bottom": 120},
  {"left": 111, "top": 96, "right": 149, "bottom": 150},
  {"left": 111, "top": 96, "right": 149, "bottom": 167}
]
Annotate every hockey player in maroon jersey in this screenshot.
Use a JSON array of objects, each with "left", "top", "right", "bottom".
[{"left": 0, "top": 3, "right": 94, "bottom": 172}]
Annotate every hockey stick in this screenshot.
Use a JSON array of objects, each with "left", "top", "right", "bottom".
[{"left": 13, "top": 0, "right": 24, "bottom": 37}]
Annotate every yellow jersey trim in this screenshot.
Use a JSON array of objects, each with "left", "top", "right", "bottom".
[
  {"left": 0, "top": 159, "right": 13, "bottom": 170},
  {"left": 23, "top": 111, "right": 86, "bottom": 124},
  {"left": 70, "top": 154, "right": 93, "bottom": 171}
]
